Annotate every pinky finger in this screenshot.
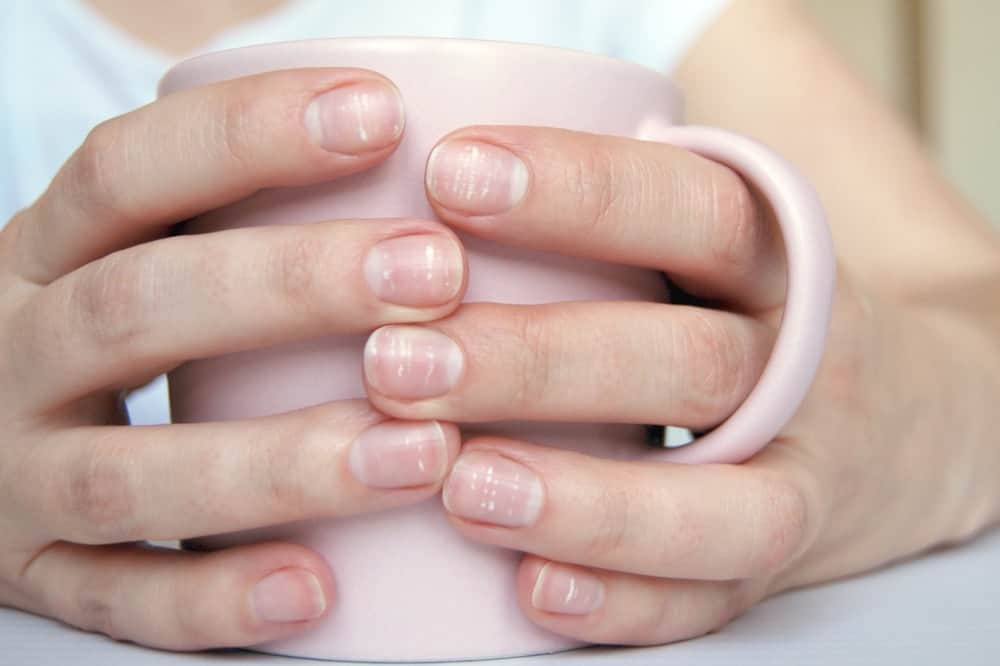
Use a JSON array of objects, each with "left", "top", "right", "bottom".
[
  {"left": 517, "top": 556, "right": 760, "bottom": 647},
  {"left": 15, "top": 541, "right": 334, "bottom": 651}
]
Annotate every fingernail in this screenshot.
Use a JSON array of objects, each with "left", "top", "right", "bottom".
[
  {"left": 364, "top": 234, "right": 463, "bottom": 306},
  {"left": 426, "top": 140, "right": 529, "bottom": 215},
  {"left": 305, "top": 81, "right": 404, "bottom": 153},
  {"left": 531, "top": 563, "right": 605, "bottom": 615},
  {"left": 349, "top": 420, "right": 448, "bottom": 488},
  {"left": 364, "top": 326, "right": 463, "bottom": 400},
  {"left": 251, "top": 569, "right": 326, "bottom": 624},
  {"left": 442, "top": 451, "right": 544, "bottom": 527}
]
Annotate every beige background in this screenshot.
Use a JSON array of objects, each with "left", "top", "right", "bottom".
[{"left": 802, "top": 0, "right": 999, "bottom": 228}]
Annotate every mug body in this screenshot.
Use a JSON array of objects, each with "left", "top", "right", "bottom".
[{"left": 161, "top": 38, "right": 679, "bottom": 661}]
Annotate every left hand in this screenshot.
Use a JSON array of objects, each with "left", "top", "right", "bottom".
[{"left": 362, "top": 126, "right": 1000, "bottom": 645}]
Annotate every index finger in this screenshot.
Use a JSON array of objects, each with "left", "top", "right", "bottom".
[
  {"left": 8, "top": 67, "right": 405, "bottom": 285},
  {"left": 423, "top": 126, "right": 786, "bottom": 311}
]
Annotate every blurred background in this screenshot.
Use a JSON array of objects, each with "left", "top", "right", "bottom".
[{"left": 802, "top": 0, "right": 999, "bottom": 228}]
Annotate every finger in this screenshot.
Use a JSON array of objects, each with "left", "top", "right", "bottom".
[
  {"left": 363, "top": 302, "right": 773, "bottom": 432},
  {"left": 16, "top": 541, "right": 334, "bottom": 651},
  {"left": 440, "top": 439, "right": 815, "bottom": 581},
  {"left": 9, "top": 400, "right": 459, "bottom": 544},
  {"left": 12, "top": 218, "right": 465, "bottom": 409},
  {"left": 515, "top": 556, "right": 761, "bottom": 646},
  {"left": 8, "top": 67, "right": 405, "bottom": 285},
  {"left": 424, "top": 126, "right": 786, "bottom": 310}
]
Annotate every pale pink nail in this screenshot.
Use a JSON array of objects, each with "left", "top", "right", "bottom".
[
  {"left": 304, "top": 81, "right": 404, "bottom": 153},
  {"left": 349, "top": 421, "right": 448, "bottom": 488},
  {"left": 364, "top": 326, "right": 463, "bottom": 399},
  {"left": 251, "top": 569, "right": 326, "bottom": 624},
  {"left": 531, "top": 563, "right": 605, "bottom": 615},
  {"left": 442, "top": 451, "right": 544, "bottom": 527},
  {"left": 364, "top": 234, "right": 463, "bottom": 306},
  {"left": 426, "top": 140, "right": 529, "bottom": 214}
]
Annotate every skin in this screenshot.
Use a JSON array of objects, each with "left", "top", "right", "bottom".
[
  {"left": 84, "top": 0, "right": 288, "bottom": 55},
  {"left": 1, "top": 0, "right": 998, "bottom": 651}
]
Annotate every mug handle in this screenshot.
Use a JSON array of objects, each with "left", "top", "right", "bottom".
[{"left": 636, "top": 121, "right": 836, "bottom": 464}]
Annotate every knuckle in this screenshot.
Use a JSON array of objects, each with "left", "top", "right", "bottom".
[
  {"left": 749, "top": 476, "right": 811, "bottom": 576},
  {"left": 3, "top": 208, "right": 45, "bottom": 284},
  {"left": 171, "top": 588, "right": 219, "bottom": 648},
  {"left": 719, "top": 580, "right": 756, "bottom": 627},
  {"left": 656, "top": 493, "right": 707, "bottom": 573},
  {"left": 59, "top": 440, "right": 140, "bottom": 542},
  {"left": 509, "top": 309, "right": 555, "bottom": 412},
  {"left": 694, "top": 581, "right": 749, "bottom": 638},
  {"left": 72, "top": 120, "right": 132, "bottom": 220},
  {"left": 674, "top": 312, "right": 751, "bottom": 425},
  {"left": 185, "top": 239, "right": 231, "bottom": 307},
  {"left": 267, "top": 233, "right": 331, "bottom": 314},
  {"left": 620, "top": 596, "right": 672, "bottom": 645},
  {"left": 218, "top": 93, "right": 267, "bottom": 170},
  {"left": 705, "top": 170, "right": 761, "bottom": 277},
  {"left": 73, "top": 579, "right": 122, "bottom": 640},
  {"left": 71, "top": 248, "right": 155, "bottom": 349},
  {"left": 581, "top": 484, "right": 632, "bottom": 563},
  {"left": 561, "top": 146, "right": 620, "bottom": 234}
]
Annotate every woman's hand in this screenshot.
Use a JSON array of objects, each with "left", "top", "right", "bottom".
[
  {"left": 362, "top": 124, "right": 1000, "bottom": 645},
  {"left": 0, "top": 68, "right": 467, "bottom": 649}
]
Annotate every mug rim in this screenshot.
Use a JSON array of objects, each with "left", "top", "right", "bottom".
[{"left": 158, "top": 35, "right": 681, "bottom": 98}]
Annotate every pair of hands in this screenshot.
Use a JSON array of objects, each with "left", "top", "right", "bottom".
[{"left": 1, "top": 67, "right": 997, "bottom": 651}]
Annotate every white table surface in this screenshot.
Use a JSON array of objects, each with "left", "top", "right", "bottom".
[{"left": 3, "top": 528, "right": 998, "bottom": 666}]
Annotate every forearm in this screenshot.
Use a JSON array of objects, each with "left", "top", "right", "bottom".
[{"left": 676, "top": 0, "right": 1000, "bottom": 298}]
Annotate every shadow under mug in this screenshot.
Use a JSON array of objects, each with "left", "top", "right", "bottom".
[{"left": 159, "top": 37, "right": 835, "bottom": 662}]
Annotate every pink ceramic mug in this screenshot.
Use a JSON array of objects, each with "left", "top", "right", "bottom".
[{"left": 159, "top": 38, "right": 835, "bottom": 661}]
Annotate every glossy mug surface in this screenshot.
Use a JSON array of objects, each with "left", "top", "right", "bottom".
[{"left": 160, "top": 38, "right": 834, "bottom": 661}]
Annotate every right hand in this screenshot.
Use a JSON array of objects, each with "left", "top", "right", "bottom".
[{"left": 0, "top": 68, "right": 466, "bottom": 649}]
